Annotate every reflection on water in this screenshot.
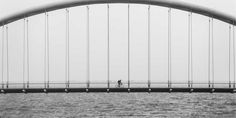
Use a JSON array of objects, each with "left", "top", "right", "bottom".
[{"left": 0, "top": 93, "right": 235, "bottom": 117}]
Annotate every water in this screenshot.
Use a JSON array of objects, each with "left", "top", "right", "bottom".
[{"left": 0, "top": 93, "right": 235, "bottom": 118}]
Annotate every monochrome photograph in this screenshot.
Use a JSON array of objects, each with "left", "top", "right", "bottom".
[{"left": 0, "top": 0, "right": 236, "bottom": 117}]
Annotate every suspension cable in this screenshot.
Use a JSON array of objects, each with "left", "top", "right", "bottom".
[
  {"left": 208, "top": 18, "right": 211, "bottom": 88},
  {"left": 107, "top": 2, "right": 110, "bottom": 89},
  {"left": 6, "top": 25, "right": 8, "bottom": 88},
  {"left": 23, "top": 18, "right": 25, "bottom": 89},
  {"left": 45, "top": 12, "right": 50, "bottom": 88},
  {"left": 65, "top": 8, "right": 70, "bottom": 88},
  {"left": 1, "top": 25, "right": 4, "bottom": 89},
  {"left": 229, "top": 25, "right": 231, "bottom": 88},
  {"left": 190, "top": 12, "right": 193, "bottom": 87},
  {"left": 211, "top": 17, "right": 214, "bottom": 88},
  {"left": 44, "top": 12, "right": 47, "bottom": 89},
  {"left": 188, "top": 12, "right": 193, "bottom": 88},
  {"left": 233, "top": 23, "right": 235, "bottom": 88},
  {"left": 168, "top": 8, "right": 171, "bottom": 88},
  {"left": 148, "top": 4, "right": 151, "bottom": 88},
  {"left": 233, "top": 22, "right": 235, "bottom": 88},
  {"left": 26, "top": 18, "right": 29, "bottom": 88},
  {"left": 128, "top": 2, "right": 130, "bottom": 89},
  {"left": 87, "top": 6, "right": 90, "bottom": 89}
]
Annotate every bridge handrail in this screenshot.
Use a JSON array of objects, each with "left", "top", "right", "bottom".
[
  {"left": 1, "top": 82, "right": 231, "bottom": 85},
  {"left": 0, "top": 0, "right": 235, "bottom": 26}
]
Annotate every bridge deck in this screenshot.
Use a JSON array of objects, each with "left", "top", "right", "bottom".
[{"left": 0, "top": 88, "right": 235, "bottom": 93}]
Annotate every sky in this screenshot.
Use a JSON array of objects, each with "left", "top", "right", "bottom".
[{"left": 0, "top": 0, "right": 235, "bottom": 88}]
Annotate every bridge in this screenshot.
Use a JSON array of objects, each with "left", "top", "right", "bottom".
[{"left": 0, "top": 0, "right": 236, "bottom": 93}]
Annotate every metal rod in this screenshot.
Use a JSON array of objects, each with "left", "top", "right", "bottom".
[
  {"left": 211, "top": 17, "right": 214, "bottom": 88},
  {"left": 65, "top": 8, "right": 70, "bottom": 88},
  {"left": 26, "top": 18, "right": 29, "bottom": 88},
  {"left": 148, "top": 4, "right": 151, "bottom": 88},
  {"left": 6, "top": 25, "right": 8, "bottom": 88},
  {"left": 233, "top": 23, "right": 235, "bottom": 88},
  {"left": 188, "top": 12, "right": 193, "bottom": 88},
  {"left": 68, "top": 9, "right": 70, "bottom": 88},
  {"left": 128, "top": 3, "right": 130, "bottom": 89},
  {"left": 190, "top": 12, "right": 193, "bottom": 88},
  {"left": 168, "top": 8, "right": 171, "bottom": 88},
  {"left": 229, "top": 25, "right": 231, "bottom": 88},
  {"left": 46, "top": 12, "right": 50, "bottom": 88},
  {"left": 65, "top": 9, "right": 67, "bottom": 88},
  {"left": 23, "top": 18, "right": 25, "bottom": 89},
  {"left": 1, "top": 25, "right": 4, "bottom": 89},
  {"left": 87, "top": 6, "right": 90, "bottom": 89},
  {"left": 208, "top": 18, "right": 211, "bottom": 88},
  {"left": 188, "top": 12, "right": 192, "bottom": 88},
  {"left": 107, "top": 3, "right": 110, "bottom": 89},
  {"left": 44, "top": 12, "right": 46, "bottom": 89}
]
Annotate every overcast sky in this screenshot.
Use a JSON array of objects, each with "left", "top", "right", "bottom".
[{"left": 0, "top": 0, "right": 235, "bottom": 88}]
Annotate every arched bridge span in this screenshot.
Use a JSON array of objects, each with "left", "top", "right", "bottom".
[
  {"left": 0, "top": 0, "right": 236, "bottom": 26},
  {"left": 0, "top": 0, "right": 236, "bottom": 93}
]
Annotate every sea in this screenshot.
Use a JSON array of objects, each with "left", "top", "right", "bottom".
[{"left": 0, "top": 93, "right": 235, "bottom": 118}]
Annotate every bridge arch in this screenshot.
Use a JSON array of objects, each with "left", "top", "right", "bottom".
[
  {"left": 0, "top": 0, "right": 236, "bottom": 26},
  {"left": 0, "top": 0, "right": 236, "bottom": 93}
]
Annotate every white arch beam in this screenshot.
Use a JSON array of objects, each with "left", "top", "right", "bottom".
[{"left": 0, "top": 0, "right": 235, "bottom": 26}]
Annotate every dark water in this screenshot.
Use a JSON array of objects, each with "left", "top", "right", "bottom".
[{"left": 0, "top": 93, "right": 235, "bottom": 118}]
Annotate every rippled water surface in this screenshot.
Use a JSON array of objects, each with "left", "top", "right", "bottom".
[{"left": 0, "top": 93, "right": 235, "bottom": 118}]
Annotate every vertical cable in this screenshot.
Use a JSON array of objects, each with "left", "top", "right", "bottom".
[
  {"left": 68, "top": 9, "right": 70, "bottom": 88},
  {"left": 229, "top": 25, "right": 231, "bottom": 88},
  {"left": 44, "top": 12, "right": 47, "bottom": 89},
  {"left": 65, "top": 8, "right": 70, "bottom": 88},
  {"left": 148, "top": 4, "right": 151, "bottom": 88},
  {"left": 188, "top": 12, "right": 193, "bottom": 88},
  {"left": 128, "top": 3, "right": 130, "bottom": 89},
  {"left": 208, "top": 18, "right": 211, "bottom": 88},
  {"left": 211, "top": 18, "right": 214, "bottom": 88},
  {"left": 6, "top": 25, "right": 8, "bottom": 88},
  {"left": 26, "top": 18, "right": 29, "bottom": 88},
  {"left": 233, "top": 23, "right": 235, "bottom": 88},
  {"left": 190, "top": 12, "right": 193, "bottom": 88},
  {"left": 107, "top": 3, "right": 110, "bottom": 89},
  {"left": 168, "top": 8, "right": 171, "bottom": 88},
  {"left": 23, "top": 18, "right": 25, "bottom": 89},
  {"left": 188, "top": 12, "right": 190, "bottom": 88},
  {"left": 65, "top": 9, "right": 67, "bottom": 88},
  {"left": 87, "top": 6, "right": 90, "bottom": 89},
  {"left": 47, "top": 12, "right": 50, "bottom": 88},
  {"left": 1, "top": 25, "right": 4, "bottom": 89}
]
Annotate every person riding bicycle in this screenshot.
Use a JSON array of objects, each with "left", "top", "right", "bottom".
[{"left": 117, "top": 80, "right": 122, "bottom": 88}]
